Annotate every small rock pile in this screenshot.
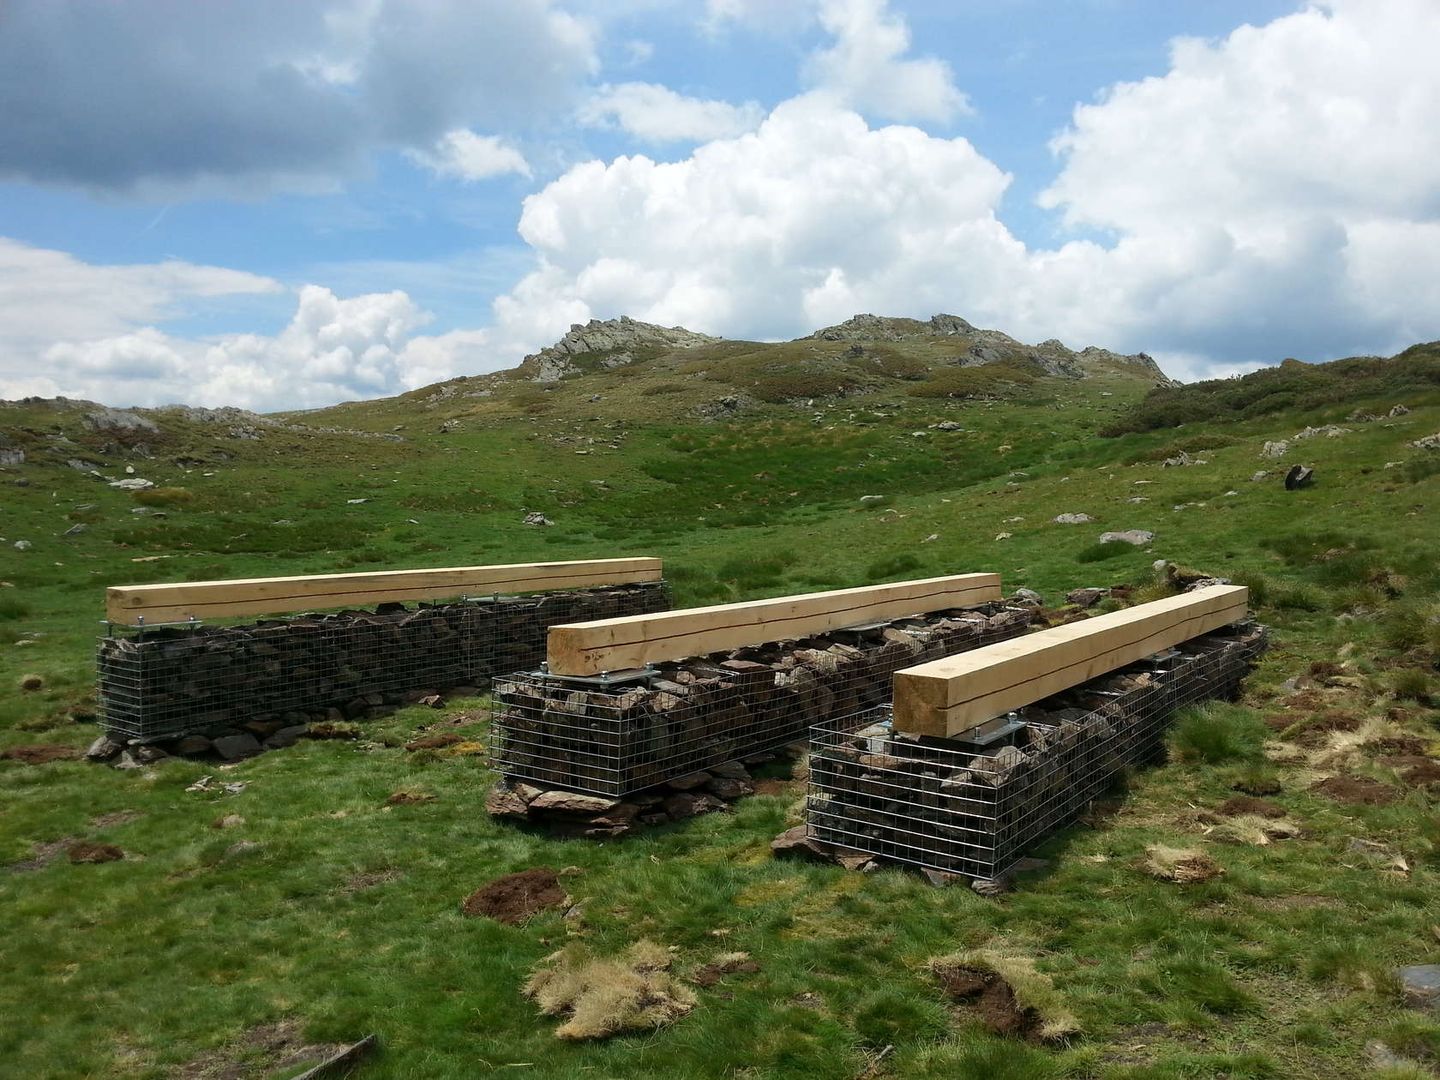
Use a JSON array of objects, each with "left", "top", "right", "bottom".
[{"left": 486, "top": 754, "right": 783, "bottom": 837}]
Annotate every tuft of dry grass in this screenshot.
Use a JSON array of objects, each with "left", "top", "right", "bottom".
[
  {"left": 524, "top": 939, "right": 696, "bottom": 1040},
  {"left": 1143, "top": 844, "right": 1224, "bottom": 884},
  {"left": 1211, "top": 814, "right": 1304, "bottom": 846}
]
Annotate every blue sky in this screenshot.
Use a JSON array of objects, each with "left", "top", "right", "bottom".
[{"left": 0, "top": 0, "right": 1436, "bottom": 410}]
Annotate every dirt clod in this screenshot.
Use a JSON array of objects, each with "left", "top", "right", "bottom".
[
  {"left": 67, "top": 841, "right": 124, "bottom": 864},
  {"left": 692, "top": 952, "right": 760, "bottom": 987},
  {"left": 1311, "top": 776, "right": 1400, "bottom": 806},
  {"left": 0, "top": 744, "right": 81, "bottom": 765},
  {"left": 405, "top": 732, "right": 464, "bottom": 751},
  {"left": 1217, "top": 796, "right": 1286, "bottom": 818},
  {"left": 385, "top": 790, "right": 437, "bottom": 806},
  {"left": 18, "top": 673, "right": 44, "bottom": 692},
  {"left": 463, "top": 867, "right": 567, "bottom": 924},
  {"left": 936, "top": 967, "right": 1045, "bottom": 1041},
  {"left": 1381, "top": 756, "right": 1440, "bottom": 788}
]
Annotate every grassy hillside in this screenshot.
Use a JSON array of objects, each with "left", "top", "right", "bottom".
[{"left": 2, "top": 333, "right": 1439, "bottom": 1078}]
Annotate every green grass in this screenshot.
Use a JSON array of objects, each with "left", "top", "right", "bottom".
[{"left": 2, "top": 347, "right": 1439, "bottom": 1077}]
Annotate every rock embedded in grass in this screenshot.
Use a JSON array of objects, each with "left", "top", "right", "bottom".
[{"left": 1098, "top": 529, "right": 1155, "bottom": 546}]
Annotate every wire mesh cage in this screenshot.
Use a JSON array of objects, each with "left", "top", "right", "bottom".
[
  {"left": 490, "top": 603, "right": 1035, "bottom": 798},
  {"left": 97, "top": 581, "right": 670, "bottom": 743},
  {"left": 806, "top": 622, "right": 1268, "bottom": 882}
]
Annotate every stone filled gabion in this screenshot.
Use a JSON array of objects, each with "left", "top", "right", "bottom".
[
  {"left": 805, "top": 623, "right": 1268, "bottom": 882},
  {"left": 96, "top": 583, "right": 669, "bottom": 743},
  {"left": 489, "top": 603, "right": 1033, "bottom": 799}
]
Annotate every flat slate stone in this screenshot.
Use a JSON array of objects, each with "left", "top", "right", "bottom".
[
  {"left": 212, "top": 733, "right": 262, "bottom": 761},
  {"left": 1398, "top": 965, "right": 1440, "bottom": 1006}
]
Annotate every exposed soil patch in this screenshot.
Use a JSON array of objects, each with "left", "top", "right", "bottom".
[
  {"left": 175, "top": 1018, "right": 358, "bottom": 1080},
  {"left": 462, "top": 867, "right": 567, "bottom": 925},
  {"left": 692, "top": 952, "right": 760, "bottom": 987},
  {"left": 385, "top": 790, "right": 437, "bottom": 806},
  {"left": 1371, "top": 736, "right": 1428, "bottom": 757},
  {"left": 0, "top": 744, "right": 82, "bottom": 765},
  {"left": 67, "top": 841, "right": 125, "bottom": 864},
  {"left": 344, "top": 868, "right": 402, "bottom": 893},
  {"left": 8, "top": 837, "right": 77, "bottom": 873},
  {"left": 1311, "top": 776, "right": 1400, "bottom": 806},
  {"left": 90, "top": 810, "right": 142, "bottom": 829},
  {"left": 935, "top": 967, "right": 1044, "bottom": 1041},
  {"left": 1232, "top": 775, "right": 1283, "bottom": 796},
  {"left": 1218, "top": 796, "right": 1286, "bottom": 818},
  {"left": 405, "top": 732, "right": 464, "bottom": 751},
  {"left": 1381, "top": 756, "right": 1440, "bottom": 788}
]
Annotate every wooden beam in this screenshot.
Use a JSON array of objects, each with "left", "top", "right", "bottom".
[
  {"left": 546, "top": 573, "right": 1003, "bottom": 676},
  {"left": 892, "top": 584, "right": 1249, "bottom": 738},
  {"left": 105, "top": 557, "right": 663, "bottom": 625}
]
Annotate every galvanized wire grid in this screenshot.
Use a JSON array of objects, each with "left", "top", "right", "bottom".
[
  {"left": 489, "top": 604, "right": 1034, "bottom": 797},
  {"left": 97, "top": 582, "right": 670, "bottom": 743},
  {"left": 806, "top": 622, "right": 1268, "bottom": 881}
]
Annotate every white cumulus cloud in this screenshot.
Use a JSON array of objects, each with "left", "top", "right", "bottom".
[
  {"left": 579, "top": 82, "right": 764, "bottom": 143},
  {"left": 407, "top": 129, "right": 532, "bottom": 181},
  {"left": 806, "top": 0, "right": 971, "bottom": 123}
]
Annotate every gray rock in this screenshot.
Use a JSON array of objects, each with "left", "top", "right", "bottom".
[
  {"left": 63, "top": 523, "right": 86, "bottom": 537},
  {"left": 1390, "top": 404, "right": 1411, "bottom": 417},
  {"left": 85, "top": 735, "right": 123, "bottom": 762},
  {"left": 1066, "top": 587, "right": 1108, "bottom": 608},
  {"left": 707, "top": 777, "right": 755, "bottom": 800},
  {"left": 1398, "top": 964, "right": 1440, "bottom": 1007},
  {"left": 709, "top": 760, "right": 751, "bottom": 780},
  {"left": 528, "top": 790, "right": 619, "bottom": 815},
  {"left": 1250, "top": 470, "right": 1270, "bottom": 482},
  {"left": 1260, "top": 439, "right": 1289, "bottom": 459},
  {"left": 1413, "top": 433, "right": 1440, "bottom": 451},
  {"left": 174, "top": 735, "right": 212, "bottom": 756},
  {"left": 0, "top": 448, "right": 24, "bottom": 466},
  {"left": 1052, "top": 513, "right": 1093, "bottom": 524},
  {"left": 108, "top": 478, "right": 154, "bottom": 491},
  {"left": 1099, "top": 529, "right": 1155, "bottom": 546},
  {"left": 134, "top": 745, "right": 170, "bottom": 765},
  {"left": 225, "top": 840, "right": 263, "bottom": 859},
  {"left": 13, "top": 540, "right": 31, "bottom": 551},
  {"left": 113, "top": 750, "right": 145, "bottom": 770},
  {"left": 84, "top": 409, "right": 158, "bottom": 434},
  {"left": 667, "top": 771, "right": 713, "bottom": 791},
  {"left": 522, "top": 511, "right": 554, "bottom": 526},
  {"left": 518, "top": 316, "right": 720, "bottom": 382},
  {"left": 932, "top": 421, "right": 964, "bottom": 431},
  {"left": 858, "top": 494, "right": 886, "bottom": 503},
  {"left": 262, "top": 724, "right": 309, "bottom": 750},
  {"left": 212, "top": 734, "right": 262, "bottom": 761},
  {"left": 1012, "top": 587, "right": 1043, "bottom": 605},
  {"left": 921, "top": 867, "right": 966, "bottom": 888}
]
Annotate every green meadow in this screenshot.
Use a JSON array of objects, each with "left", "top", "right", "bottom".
[{"left": 2, "top": 343, "right": 1439, "bottom": 1078}]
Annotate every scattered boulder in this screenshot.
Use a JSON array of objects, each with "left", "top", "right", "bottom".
[
  {"left": 1390, "top": 404, "right": 1411, "bottom": 417},
  {"left": 1397, "top": 965, "right": 1440, "bottom": 1008},
  {"left": 1260, "top": 440, "right": 1289, "bottom": 459},
  {"left": 262, "top": 725, "right": 308, "bottom": 750},
  {"left": 108, "top": 478, "right": 154, "bottom": 491},
  {"left": 1098, "top": 529, "right": 1154, "bottom": 546},
  {"left": 84, "top": 409, "right": 158, "bottom": 434},
  {"left": 1052, "top": 513, "right": 1092, "bottom": 525},
  {"left": 1012, "top": 588, "right": 1043, "bottom": 606},
  {"left": 523, "top": 511, "right": 555, "bottom": 527},
  {"left": 1284, "top": 464, "right": 1314, "bottom": 490},
  {"left": 1412, "top": 433, "right": 1440, "bottom": 451},
  {"left": 13, "top": 540, "right": 31, "bottom": 551},
  {"left": 1066, "top": 587, "right": 1108, "bottom": 608},
  {"left": 1292, "top": 424, "right": 1349, "bottom": 441},
  {"left": 85, "top": 735, "right": 123, "bottom": 762}
]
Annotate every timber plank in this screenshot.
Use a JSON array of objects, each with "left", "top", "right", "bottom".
[
  {"left": 546, "top": 573, "right": 1002, "bottom": 676},
  {"left": 106, "top": 558, "right": 663, "bottom": 625},
  {"left": 893, "top": 584, "right": 1248, "bottom": 737}
]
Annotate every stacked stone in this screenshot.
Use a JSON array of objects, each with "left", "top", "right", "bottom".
[
  {"left": 486, "top": 755, "right": 779, "bottom": 837},
  {"left": 490, "top": 603, "right": 1033, "bottom": 799},
  {"left": 97, "top": 582, "right": 669, "bottom": 743},
  {"left": 806, "top": 624, "right": 1267, "bottom": 880}
]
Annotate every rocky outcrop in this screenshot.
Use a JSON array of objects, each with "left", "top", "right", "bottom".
[
  {"left": 807, "top": 313, "right": 1173, "bottom": 384},
  {"left": 516, "top": 316, "right": 720, "bottom": 382}
]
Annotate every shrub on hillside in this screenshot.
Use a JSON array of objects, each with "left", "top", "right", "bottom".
[
  {"left": 133, "top": 486, "right": 194, "bottom": 507},
  {"left": 908, "top": 361, "right": 1039, "bottom": 400}
]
